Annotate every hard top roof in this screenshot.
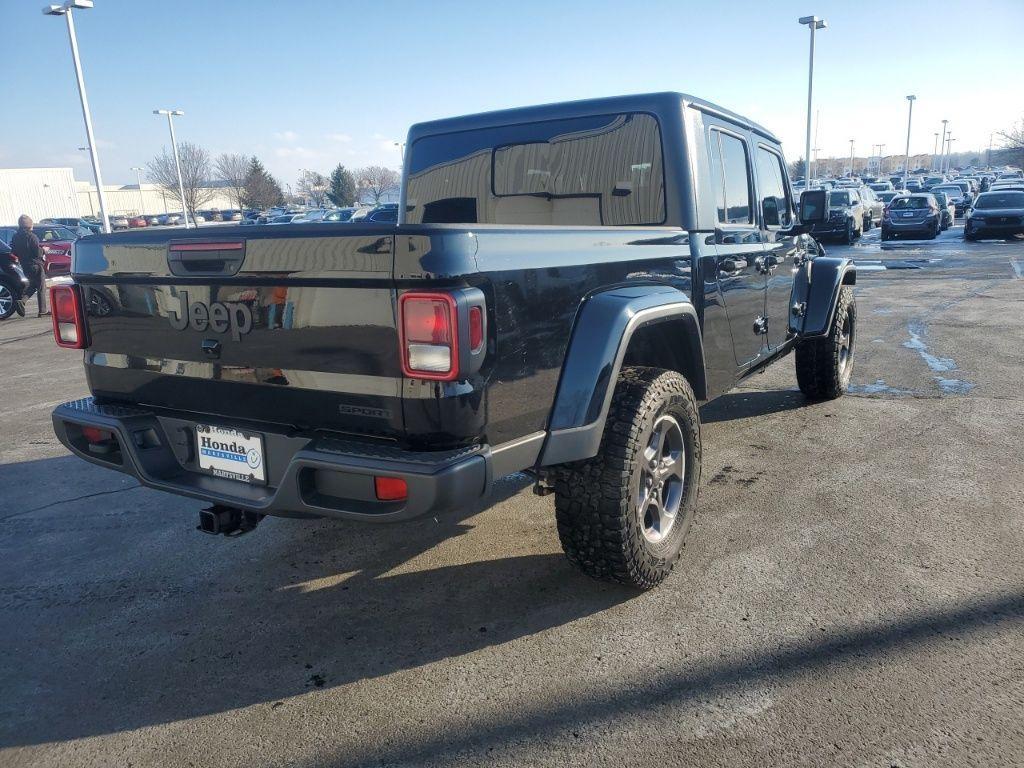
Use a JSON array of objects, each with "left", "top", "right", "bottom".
[{"left": 407, "top": 92, "right": 780, "bottom": 144}]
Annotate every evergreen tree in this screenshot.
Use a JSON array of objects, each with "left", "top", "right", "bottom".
[
  {"left": 327, "top": 164, "right": 357, "bottom": 207},
  {"left": 242, "top": 157, "right": 284, "bottom": 209}
]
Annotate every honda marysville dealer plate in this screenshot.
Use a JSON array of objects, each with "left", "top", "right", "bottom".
[{"left": 195, "top": 424, "right": 266, "bottom": 484}]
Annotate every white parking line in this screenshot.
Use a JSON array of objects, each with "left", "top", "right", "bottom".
[{"left": 1011, "top": 260, "right": 1024, "bottom": 280}]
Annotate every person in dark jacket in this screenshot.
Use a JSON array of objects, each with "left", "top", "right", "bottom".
[{"left": 10, "top": 215, "right": 48, "bottom": 317}]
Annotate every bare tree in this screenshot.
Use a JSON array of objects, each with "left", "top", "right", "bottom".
[
  {"left": 296, "top": 170, "right": 330, "bottom": 208},
  {"left": 147, "top": 142, "right": 216, "bottom": 220},
  {"left": 214, "top": 152, "right": 249, "bottom": 212},
  {"left": 997, "top": 119, "right": 1024, "bottom": 168},
  {"left": 355, "top": 165, "right": 400, "bottom": 204}
]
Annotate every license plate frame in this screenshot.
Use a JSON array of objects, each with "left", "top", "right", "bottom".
[{"left": 195, "top": 424, "right": 266, "bottom": 485}]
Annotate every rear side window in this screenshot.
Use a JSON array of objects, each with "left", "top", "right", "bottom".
[
  {"left": 755, "top": 147, "right": 792, "bottom": 227},
  {"left": 708, "top": 129, "right": 753, "bottom": 225},
  {"left": 405, "top": 112, "right": 666, "bottom": 226}
]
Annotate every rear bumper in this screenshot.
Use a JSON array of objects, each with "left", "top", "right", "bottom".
[{"left": 52, "top": 398, "right": 495, "bottom": 523}]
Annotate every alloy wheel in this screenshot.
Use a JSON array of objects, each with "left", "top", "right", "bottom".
[{"left": 637, "top": 414, "right": 686, "bottom": 544}]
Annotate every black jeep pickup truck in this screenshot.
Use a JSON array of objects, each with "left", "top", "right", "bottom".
[{"left": 50, "top": 92, "right": 854, "bottom": 589}]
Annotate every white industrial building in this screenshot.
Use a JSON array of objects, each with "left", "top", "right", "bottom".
[{"left": 1, "top": 167, "right": 237, "bottom": 223}]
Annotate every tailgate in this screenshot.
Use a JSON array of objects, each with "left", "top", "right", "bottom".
[{"left": 74, "top": 227, "right": 403, "bottom": 438}]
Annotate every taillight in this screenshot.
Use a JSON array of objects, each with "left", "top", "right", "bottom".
[
  {"left": 374, "top": 476, "right": 408, "bottom": 501},
  {"left": 399, "top": 292, "right": 459, "bottom": 380},
  {"left": 50, "top": 284, "right": 87, "bottom": 349}
]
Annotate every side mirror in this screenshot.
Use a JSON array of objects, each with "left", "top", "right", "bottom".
[{"left": 799, "top": 189, "right": 828, "bottom": 224}]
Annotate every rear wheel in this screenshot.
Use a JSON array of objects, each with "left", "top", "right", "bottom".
[
  {"left": 553, "top": 367, "right": 701, "bottom": 590},
  {"left": 795, "top": 286, "right": 856, "bottom": 401},
  {"left": 0, "top": 280, "right": 16, "bottom": 320}
]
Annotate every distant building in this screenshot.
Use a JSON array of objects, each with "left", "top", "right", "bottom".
[{"left": 1, "top": 167, "right": 236, "bottom": 223}]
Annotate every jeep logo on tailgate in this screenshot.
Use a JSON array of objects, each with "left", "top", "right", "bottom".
[{"left": 168, "top": 291, "right": 253, "bottom": 341}]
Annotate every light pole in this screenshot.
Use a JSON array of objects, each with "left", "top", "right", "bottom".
[
  {"left": 932, "top": 133, "right": 939, "bottom": 170},
  {"left": 130, "top": 166, "right": 145, "bottom": 215},
  {"left": 947, "top": 136, "right": 957, "bottom": 172},
  {"left": 154, "top": 109, "right": 189, "bottom": 228},
  {"left": 848, "top": 139, "right": 855, "bottom": 177},
  {"left": 939, "top": 119, "right": 949, "bottom": 174},
  {"left": 879, "top": 143, "right": 886, "bottom": 174},
  {"left": 903, "top": 95, "right": 916, "bottom": 189},
  {"left": 44, "top": 0, "right": 111, "bottom": 233},
  {"left": 988, "top": 133, "right": 994, "bottom": 168},
  {"left": 799, "top": 16, "right": 827, "bottom": 183}
]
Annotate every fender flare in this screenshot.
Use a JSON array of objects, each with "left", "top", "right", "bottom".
[
  {"left": 539, "top": 285, "right": 704, "bottom": 467},
  {"left": 790, "top": 254, "right": 856, "bottom": 338}
]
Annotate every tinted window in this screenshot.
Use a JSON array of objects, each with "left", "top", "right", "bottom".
[
  {"left": 368, "top": 208, "right": 398, "bottom": 222},
  {"left": 707, "top": 130, "right": 754, "bottom": 225},
  {"left": 976, "top": 192, "right": 1024, "bottom": 209},
  {"left": 890, "top": 197, "right": 930, "bottom": 210},
  {"left": 830, "top": 191, "right": 850, "bottom": 206},
  {"left": 406, "top": 113, "right": 665, "bottom": 226},
  {"left": 755, "top": 146, "right": 791, "bottom": 227}
]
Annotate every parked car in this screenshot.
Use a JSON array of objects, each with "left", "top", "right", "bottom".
[
  {"left": 46, "top": 91, "right": 852, "bottom": 590},
  {"left": 811, "top": 188, "right": 864, "bottom": 244},
  {"left": 964, "top": 190, "right": 1024, "bottom": 241},
  {"left": 220, "top": 210, "right": 243, "bottom": 222},
  {"left": 922, "top": 175, "right": 946, "bottom": 190},
  {"left": 146, "top": 215, "right": 162, "bottom": 226},
  {"left": 858, "top": 187, "right": 884, "bottom": 230},
  {"left": 109, "top": 215, "right": 130, "bottom": 231},
  {"left": 158, "top": 213, "right": 183, "bottom": 226},
  {"left": 267, "top": 214, "right": 306, "bottom": 225},
  {"left": 876, "top": 190, "right": 904, "bottom": 206},
  {"left": 930, "top": 191, "right": 955, "bottom": 230},
  {"left": 868, "top": 182, "right": 893, "bottom": 192},
  {"left": 128, "top": 215, "right": 148, "bottom": 228},
  {"left": 881, "top": 193, "right": 941, "bottom": 241},
  {"left": 931, "top": 184, "right": 969, "bottom": 215},
  {"left": 196, "top": 210, "right": 223, "bottom": 222},
  {"left": 363, "top": 206, "right": 399, "bottom": 223},
  {"left": 319, "top": 207, "right": 358, "bottom": 223},
  {"left": 0, "top": 238, "right": 30, "bottom": 320},
  {"left": 40, "top": 217, "right": 101, "bottom": 235},
  {"left": 0, "top": 224, "right": 78, "bottom": 276},
  {"left": 904, "top": 179, "right": 924, "bottom": 193}
]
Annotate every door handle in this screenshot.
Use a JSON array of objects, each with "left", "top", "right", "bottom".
[{"left": 719, "top": 258, "right": 744, "bottom": 275}]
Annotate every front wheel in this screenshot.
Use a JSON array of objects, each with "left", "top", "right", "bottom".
[
  {"left": 844, "top": 219, "right": 856, "bottom": 245},
  {"left": 553, "top": 367, "right": 701, "bottom": 590},
  {"left": 795, "top": 286, "right": 856, "bottom": 400}
]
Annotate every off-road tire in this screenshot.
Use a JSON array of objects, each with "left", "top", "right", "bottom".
[
  {"left": 795, "top": 286, "right": 856, "bottom": 400},
  {"left": 553, "top": 367, "right": 701, "bottom": 590}
]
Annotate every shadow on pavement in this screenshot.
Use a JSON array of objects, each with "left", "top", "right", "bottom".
[
  {"left": 0, "top": 460, "right": 635, "bottom": 748},
  {"left": 700, "top": 388, "right": 809, "bottom": 424},
  {"left": 312, "top": 590, "right": 1024, "bottom": 767}
]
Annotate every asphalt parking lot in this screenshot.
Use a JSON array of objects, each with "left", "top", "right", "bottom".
[{"left": 1, "top": 224, "right": 1022, "bottom": 767}]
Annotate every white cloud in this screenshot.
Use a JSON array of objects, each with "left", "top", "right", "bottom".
[
  {"left": 273, "top": 130, "right": 299, "bottom": 143},
  {"left": 326, "top": 132, "right": 353, "bottom": 143}
]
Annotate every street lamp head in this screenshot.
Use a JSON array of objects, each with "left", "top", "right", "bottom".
[
  {"left": 154, "top": 109, "right": 184, "bottom": 116},
  {"left": 798, "top": 15, "right": 825, "bottom": 26},
  {"left": 906, "top": 94, "right": 917, "bottom": 102},
  {"left": 43, "top": 0, "right": 92, "bottom": 14}
]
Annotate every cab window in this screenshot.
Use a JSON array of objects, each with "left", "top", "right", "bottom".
[
  {"left": 708, "top": 129, "right": 753, "bottom": 225},
  {"left": 755, "top": 146, "right": 792, "bottom": 227}
]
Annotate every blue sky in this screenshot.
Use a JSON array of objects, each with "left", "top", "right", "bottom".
[{"left": 3, "top": 0, "right": 1022, "bottom": 187}]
